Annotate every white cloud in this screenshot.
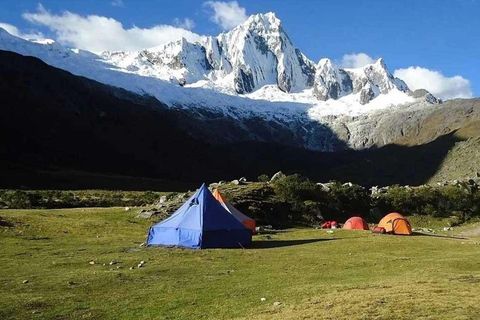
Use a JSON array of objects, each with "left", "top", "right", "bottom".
[
  {"left": 173, "top": 18, "right": 195, "bottom": 30},
  {"left": 0, "top": 22, "right": 44, "bottom": 40},
  {"left": 111, "top": 0, "right": 124, "bottom": 7},
  {"left": 204, "top": 1, "right": 247, "bottom": 30},
  {"left": 22, "top": 4, "right": 203, "bottom": 52},
  {"left": 394, "top": 66, "right": 473, "bottom": 100},
  {"left": 340, "top": 53, "right": 376, "bottom": 68}
]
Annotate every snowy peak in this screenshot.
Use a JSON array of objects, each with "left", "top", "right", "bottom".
[
  {"left": 312, "top": 57, "right": 411, "bottom": 105},
  {"left": 217, "top": 12, "right": 315, "bottom": 93}
]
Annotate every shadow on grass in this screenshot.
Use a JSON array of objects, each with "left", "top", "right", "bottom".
[
  {"left": 250, "top": 238, "right": 336, "bottom": 249},
  {"left": 411, "top": 231, "right": 467, "bottom": 240}
]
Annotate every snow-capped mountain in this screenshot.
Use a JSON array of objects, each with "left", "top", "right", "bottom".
[
  {"left": 0, "top": 12, "right": 442, "bottom": 151},
  {"left": 101, "top": 12, "right": 411, "bottom": 105}
]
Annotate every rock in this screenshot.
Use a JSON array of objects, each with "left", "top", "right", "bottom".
[
  {"left": 159, "top": 196, "right": 167, "bottom": 204},
  {"left": 342, "top": 182, "right": 354, "bottom": 187},
  {"left": 125, "top": 207, "right": 131, "bottom": 211},
  {"left": 139, "top": 242, "right": 146, "bottom": 247},
  {"left": 265, "top": 235, "right": 272, "bottom": 240},
  {"left": 140, "top": 260, "right": 145, "bottom": 264},
  {"left": 138, "top": 263, "right": 143, "bottom": 268},
  {"left": 443, "top": 227, "right": 453, "bottom": 231},
  {"left": 67, "top": 281, "right": 76, "bottom": 286},
  {"left": 129, "top": 266, "right": 135, "bottom": 270},
  {"left": 239, "top": 177, "right": 247, "bottom": 183},
  {"left": 273, "top": 301, "right": 283, "bottom": 306},
  {"left": 177, "top": 193, "right": 188, "bottom": 200},
  {"left": 317, "top": 183, "right": 331, "bottom": 192},
  {"left": 270, "top": 171, "right": 286, "bottom": 182},
  {"left": 23, "top": 280, "right": 29, "bottom": 284},
  {"left": 109, "top": 260, "right": 118, "bottom": 265},
  {"left": 136, "top": 210, "right": 162, "bottom": 219},
  {"left": 116, "top": 266, "right": 122, "bottom": 269},
  {"left": 260, "top": 297, "right": 266, "bottom": 302},
  {"left": 231, "top": 179, "right": 240, "bottom": 185},
  {"left": 89, "top": 260, "right": 96, "bottom": 265},
  {"left": 326, "top": 230, "right": 334, "bottom": 234}
]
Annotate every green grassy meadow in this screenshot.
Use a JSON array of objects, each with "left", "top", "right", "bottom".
[{"left": 2, "top": 208, "right": 480, "bottom": 319}]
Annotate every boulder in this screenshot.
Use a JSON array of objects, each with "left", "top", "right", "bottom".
[{"left": 270, "top": 171, "right": 286, "bottom": 182}]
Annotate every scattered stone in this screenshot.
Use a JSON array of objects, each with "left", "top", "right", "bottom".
[
  {"left": 89, "top": 260, "right": 96, "bottom": 265},
  {"left": 326, "top": 230, "right": 334, "bottom": 234},
  {"left": 116, "top": 266, "right": 122, "bottom": 269},
  {"left": 443, "top": 227, "right": 453, "bottom": 231},
  {"left": 260, "top": 297, "right": 266, "bottom": 302},
  {"left": 139, "top": 242, "right": 146, "bottom": 247},
  {"left": 138, "top": 263, "right": 143, "bottom": 268},
  {"left": 67, "top": 281, "right": 76, "bottom": 286},
  {"left": 109, "top": 260, "right": 118, "bottom": 265},
  {"left": 317, "top": 183, "right": 331, "bottom": 192},
  {"left": 273, "top": 301, "right": 283, "bottom": 307},
  {"left": 103, "top": 263, "right": 106, "bottom": 266},
  {"left": 23, "top": 280, "right": 29, "bottom": 284},
  {"left": 239, "top": 177, "right": 247, "bottom": 183},
  {"left": 140, "top": 260, "right": 145, "bottom": 264},
  {"left": 125, "top": 207, "right": 131, "bottom": 211},
  {"left": 158, "top": 196, "right": 167, "bottom": 204},
  {"left": 349, "top": 253, "right": 353, "bottom": 256},
  {"left": 265, "top": 235, "right": 272, "bottom": 240},
  {"left": 129, "top": 266, "right": 135, "bottom": 270},
  {"left": 231, "top": 179, "right": 240, "bottom": 185}
]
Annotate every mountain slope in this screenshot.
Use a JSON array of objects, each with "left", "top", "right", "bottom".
[{"left": 1, "top": 50, "right": 480, "bottom": 189}]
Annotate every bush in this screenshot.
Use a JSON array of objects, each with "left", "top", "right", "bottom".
[
  {"left": 0, "top": 189, "right": 166, "bottom": 209},
  {"left": 272, "top": 174, "right": 319, "bottom": 202},
  {"left": 257, "top": 174, "right": 270, "bottom": 183}
]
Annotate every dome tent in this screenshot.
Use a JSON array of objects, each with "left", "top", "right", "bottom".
[
  {"left": 343, "top": 217, "right": 369, "bottom": 230},
  {"left": 212, "top": 189, "right": 256, "bottom": 233},
  {"left": 378, "top": 212, "right": 412, "bottom": 235},
  {"left": 146, "top": 184, "right": 252, "bottom": 249}
]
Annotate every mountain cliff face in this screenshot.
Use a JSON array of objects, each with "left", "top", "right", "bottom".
[{"left": 100, "top": 12, "right": 412, "bottom": 105}]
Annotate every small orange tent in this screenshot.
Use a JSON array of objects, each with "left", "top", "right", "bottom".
[
  {"left": 212, "top": 189, "right": 256, "bottom": 233},
  {"left": 378, "top": 212, "right": 412, "bottom": 235},
  {"left": 343, "top": 217, "right": 369, "bottom": 230}
]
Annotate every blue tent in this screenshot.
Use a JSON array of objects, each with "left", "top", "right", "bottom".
[{"left": 146, "top": 184, "right": 252, "bottom": 249}]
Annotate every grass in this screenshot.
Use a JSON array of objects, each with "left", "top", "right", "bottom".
[{"left": 2, "top": 208, "right": 480, "bottom": 319}]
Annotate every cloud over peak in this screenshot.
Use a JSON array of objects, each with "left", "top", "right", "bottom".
[
  {"left": 0, "top": 22, "right": 44, "bottom": 40},
  {"left": 204, "top": 1, "right": 247, "bottom": 30},
  {"left": 22, "top": 4, "right": 202, "bottom": 52},
  {"left": 339, "top": 53, "right": 376, "bottom": 68},
  {"left": 393, "top": 66, "right": 473, "bottom": 100}
]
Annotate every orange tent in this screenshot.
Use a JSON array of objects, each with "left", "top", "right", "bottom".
[
  {"left": 378, "top": 212, "right": 412, "bottom": 235},
  {"left": 212, "top": 189, "right": 256, "bottom": 233},
  {"left": 343, "top": 217, "right": 369, "bottom": 230}
]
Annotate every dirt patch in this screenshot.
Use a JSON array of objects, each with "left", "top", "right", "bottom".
[{"left": 458, "top": 223, "right": 480, "bottom": 237}]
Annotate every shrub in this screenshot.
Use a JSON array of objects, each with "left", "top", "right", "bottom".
[
  {"left": 271, "top": 174, "right": 319, "bottom": 202},
  {"left": 257, "top": 174, "right": 270, "bottom": 183}
]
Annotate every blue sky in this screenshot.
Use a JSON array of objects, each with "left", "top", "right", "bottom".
[{"left": 0, "top": 0, "right": 478, "bottom": 98}]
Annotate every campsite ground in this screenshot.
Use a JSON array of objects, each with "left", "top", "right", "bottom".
[{"left": 2, "top": 208, "right": 480, "bottom": 319}]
